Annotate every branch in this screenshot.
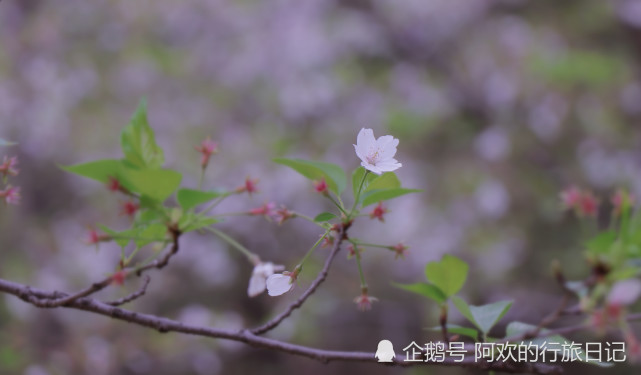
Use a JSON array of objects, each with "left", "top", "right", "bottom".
[
  {"left": 105, "top": 275, "right": 151, "bottom": 306},
  {"left": 251, "top": 225, "right": 347, "bottom": 335},
  {"left": 25, "top": 227, "right": 180, "bottom": 308},
  {"left": 0, "top": 276, "right": 560, "bottom": 374}
]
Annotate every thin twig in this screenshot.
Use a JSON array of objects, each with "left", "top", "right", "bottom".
[
  {"left": 105, "top": 275, "right": 151, "bottom": 306},
  {"left": 251, "top": 225, "right": 347, "bottom": 335},
  {"left": 29, "top": 228, "right": 180, "bottom": 308}
]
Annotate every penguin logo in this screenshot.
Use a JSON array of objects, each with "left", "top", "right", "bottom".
[{"left": 375, "top": 339, "right": 396, "bottom": 362}]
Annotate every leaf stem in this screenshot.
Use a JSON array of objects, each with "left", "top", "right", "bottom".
[
  {"left": 350, "top": 171, "right": 369, "bottom": 217},
  {"left": 206, "top": 226, "right": 255, "bottom": 261},
  {"left": 298, "top": 230, "right": 331, "bottom": 269}
]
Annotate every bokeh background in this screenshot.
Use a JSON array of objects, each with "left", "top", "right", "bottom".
[{"left": 2, "top": 0, "right": 641, "bottom": 374}]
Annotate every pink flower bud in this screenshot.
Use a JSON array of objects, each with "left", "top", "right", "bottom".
[
  {"left": 391, "top": 243, "right": 408, "bottom": 259},
  {"left": 236, "top": 177, "right": 259, "bottom": 195},
  {"left": 313, "top": 178, "right": 328, "bottom": 195},
  {"left": 86, "top": 229, "right": 111, "bottom": 245},
  {"left": 354, "top": 290, "right": 378, "bottom": 311},
  {"left": 120, "top": 200, "right": 140, "bottom": 217},
  {"left": 195, "top": 137, "right": 218, "bottom": 169},
  {"left": 275, "top": 206, "right": 294, "bottom": 225},
  {"left": 611, "top": 189, "right": 635, "bottom": 217},
  {"left": 578, "top": 191, "right": 599, "bottom": 218},
  {"left": 111, "top": 270, "right": 127, "bottom": 286},
  {"left": 0, "top": 156, "right": 19, "bottom": 178},
  {"left": 248, "top": 202, "right": 276, "bottom": 220},
  {"left": 369, "top": 201, "right": 388, "bottom": 222},
  {"left": 0, "top": 185, "right": 20, "bottom": 205}
]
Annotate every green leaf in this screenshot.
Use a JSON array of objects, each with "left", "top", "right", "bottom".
[
  {"left": 361, "top": 188, "right": 421, "bottom": 207},
  {"left": 135, "top": 223, "right": 168, "bottom": 247},
  {"left": 585, "top": 231, "right": 616, "bottom": 254},
  {"left": 0, "top": 138, "right": 17, "bottom": 147},
  {"left": 351, "top": 167, "right": 377, "bottom": 197},
  {"left": 452, "top": 296, "right": 512, "bottom": 334},
  {"left": 60, "top": 159, "right": 125, "bottom": 184},
  {"left": 314, "top": 212, "right": 337, "bottom": 222},
  {"left": 98, "top": 225, "right": 137, "bottom": 248},
  {"left": 426, "top": 324, "right": 479, "bottom": 341},
  {"left": 120, "top": 168, "right": 182, "bottom": 202},
  {"left": 393, "top": 282, "right": 447, "bottom": 304},
  {"left": 179, "top": 214, "right": 221, "bottom": 232},
  {"left": 468, "top": 300, "right": 513, "bottom": 334},
  {"left": 274, "top": 158, "right": 346, "bottom": 195},
  {"left": 424, "top": 255, "right": 468, "bottom": 297},
  {"left": 365, "top": 172, "right": 401, "bottom": 192},
  {"left": 452, "top": 296, "right": 476, "bottom": 326},
  {"left": 177, "top": 188, "right": 226, "bottom": 211},
  {"left": 121, "top": 99, "right": 165, "bottom": 169}
]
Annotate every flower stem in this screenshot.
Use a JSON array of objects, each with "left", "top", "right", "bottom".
[
  {"left": 298, "top": 230, "right": 331, "bottom": 269},
  {"left": 354, "top": 250, "right": 367, "bottom": 288},
  {"left": 292, "top": 212, "right": 327, "bottom": 228},
  {"left": 350, "top": 240, "right": 392, "bottom": 251},
  {"left": 198, "top": 168, "right": 205, "bottom": 190},
  {"left": 206, "top": 226, "right": 255, "bottom": 261},
  {"left": 326, "top": 194, "right": 348, "bottom": 216},
  {"left": 350, "top": 171, "right": 369, "bottom": 217},
  {"left": 201, "top": 192, "right": 233, "bottom": 214}
]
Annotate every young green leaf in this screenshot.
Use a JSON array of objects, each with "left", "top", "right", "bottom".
[
  {"left": 60, "top": 159, "right": 125, "bottom": 184},
  {"left": 425, "top": 255, "right": 469, "bottom": 297},
  {"left": 120, "top": 168, "right": 182, "bottom": 202},
  {"left": 121, "top": 99, "right": 165, "bottom": 169},
  {"left": 585, "top": 231, "right": 616, "bottom": 254},
  {"left": 365, "top": 172, "right": 401, "bottom": 192},
  {"left": 179, "top": 214, "right": 221, "bottom": 232},
  {"left": 98, "top": 225, "right": 137, "bottom": 248},
  {"left": 177, "top": 188, "right": 226, "bottom": 211},
  {"left": 392, "top": 282, "right": 447, "bottom": 304},
  {"left": 135, "top": 223, "right": 168, "bottom": 247},
  {"left": 452, "top": 296, "right": 512, "bottom": 335},
  {"left": 361, "top": 188, "right": 421, "bottom": 207},
  {"left": 274, "top": 158, "right": 346, "bottom": 195},
  {"left": 314, "top": 212, "right": 337, "bottom": 222}
]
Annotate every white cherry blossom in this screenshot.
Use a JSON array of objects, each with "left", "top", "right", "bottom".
[
  {"left": 247, "top": 262, "right": 285, "bottom": 297},
  {"left": 353, "top": 128, "right": 402, "bottom": 175},
  {"left": 266, "top": 273, "right": 295, "bottom": 296}
]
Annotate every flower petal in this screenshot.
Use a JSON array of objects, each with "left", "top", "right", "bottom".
[
  {"left": 247, "top": 274, "right": 266, "bottom": 297},
  {"left": 376, "top": 136, "right": 399, "bottom": 160},
  {"left": 266, "top": 274, "right": 294, "bottom": 296},
  {"left": 355, "top": 128, "right": 375, "bottom": 161},
  {"left": 361, "top": 161, "right": 383, "bottom": 175},
  {"left": 375, "top": 159, "right": 402, "bottom": 172}
]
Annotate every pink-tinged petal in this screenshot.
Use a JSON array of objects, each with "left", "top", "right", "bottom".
[
  {"left": 377, "top": 136, "right": 399, "bottom": 160},
  {"left": 266, "top": 274, "right": 294, "bottom": 296},
  {"left": 353, "top": 144, "right": 366, "bottom": 162},
  {"left": 247, "top": 274, "right": 267, "bottom": 297},
  {"left": 608, "top": 279, "right": 641, "bottom": 306},
  {"left": 355, "top": 128, "right": 375, "bottom": 159},
  {"left": 375, "top": 159, "right": 402, "bottom": 172},
  {"left": 361, "top": 161, "right": 383, "bottom": 175}
]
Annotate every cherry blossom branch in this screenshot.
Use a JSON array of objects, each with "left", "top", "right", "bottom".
[
  {"left": 105, "top": 275, "right": 151, "bottom": 306},
  {"left": 0, "top": 276, "right": 561, "bottom": 374},
  {"left": 22, "top": 227, "right": 180, "bottom": 308},
  {"left": 251, "top": 224, "right": 348, "bottom": 335}
]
